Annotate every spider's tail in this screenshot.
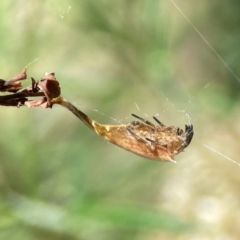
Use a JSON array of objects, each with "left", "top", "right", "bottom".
[{"left": 55, "top": 97, "right": 107, "bottom": 136}]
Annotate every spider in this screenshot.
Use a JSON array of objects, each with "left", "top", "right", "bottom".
[
  {"left": 53, "top": 96, "right": 194, "bottom": 162},
  {"left": 125, "top": 114, "right": 193, "bottom": 162}
]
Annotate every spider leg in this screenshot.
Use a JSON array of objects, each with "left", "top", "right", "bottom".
[
  {"left": 181, "top": 125, "right": 194, "bottom": 144},
  {"left": 175, "top": 125, "right": 194, "bottom": 153},
  {"left": 126, "top": 126, "right": 155, "bottom": 150},
  {"left": 175, "top": 141, "right": 188, "bottom": 154},
  {"left": 176, "top": 128, "right": 183, "bottom": 135},
  {"left": 153, "top": 116, "right": 165, "bottom": 127},
  {"left": 131, "top": 114, "right": 155, "bottom": 127},
  {"left": 184, "top": 124, "right": 194, "bottom": 145},
  {"left": 146, "top": 137, "right": 167, "bottom": 147}
]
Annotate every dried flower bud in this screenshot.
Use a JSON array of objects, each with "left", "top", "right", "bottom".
[
  {"left": 39, "top": 72, "right": 61, "bottom": 107},
  {"left": 10, "top": 69, "right": 27, "bottom": 82},
  {"left": 25, "top": 97, "right": 48, "bottom": 108},
  {"left": 0, "top": 69, "right": 27, "bottom": 93}
]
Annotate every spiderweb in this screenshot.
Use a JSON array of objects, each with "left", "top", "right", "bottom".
[
  {"left": 57, "top": 2, "right": 240, "bottom": 239},
  {"left": 169, "top": 0, "right": 240, "bottom": 166},
  {"left": 77, "top": 1, "right": 240, "bottom": 239},
  {"left": 1, "top": 1, "right": 240, "bottom": 240}
]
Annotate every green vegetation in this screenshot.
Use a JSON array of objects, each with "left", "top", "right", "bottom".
[{"left": 1, "top": 0, "right": 240, "bottom": 239}]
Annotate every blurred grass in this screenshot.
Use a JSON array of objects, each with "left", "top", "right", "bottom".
[{"left": 1, "top": 0, "right": 240, "bottom": 239}]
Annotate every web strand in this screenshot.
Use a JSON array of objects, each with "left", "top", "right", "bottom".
[
  {"left": 24, "top": 58, "right": 40, "bottom": 69},
  {"left": 203, "top": 144, "right": 240, "bottom": 167},
  {"left": 92, "top": 109, "right": 124, "bottom": 124},
  {"left": 169, "top": 0, "right": 240, "bottom": 83}
]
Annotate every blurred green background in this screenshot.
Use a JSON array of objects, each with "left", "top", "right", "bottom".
[{"left": 1, "top": 0, "right": 240, "bottom": 239}]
